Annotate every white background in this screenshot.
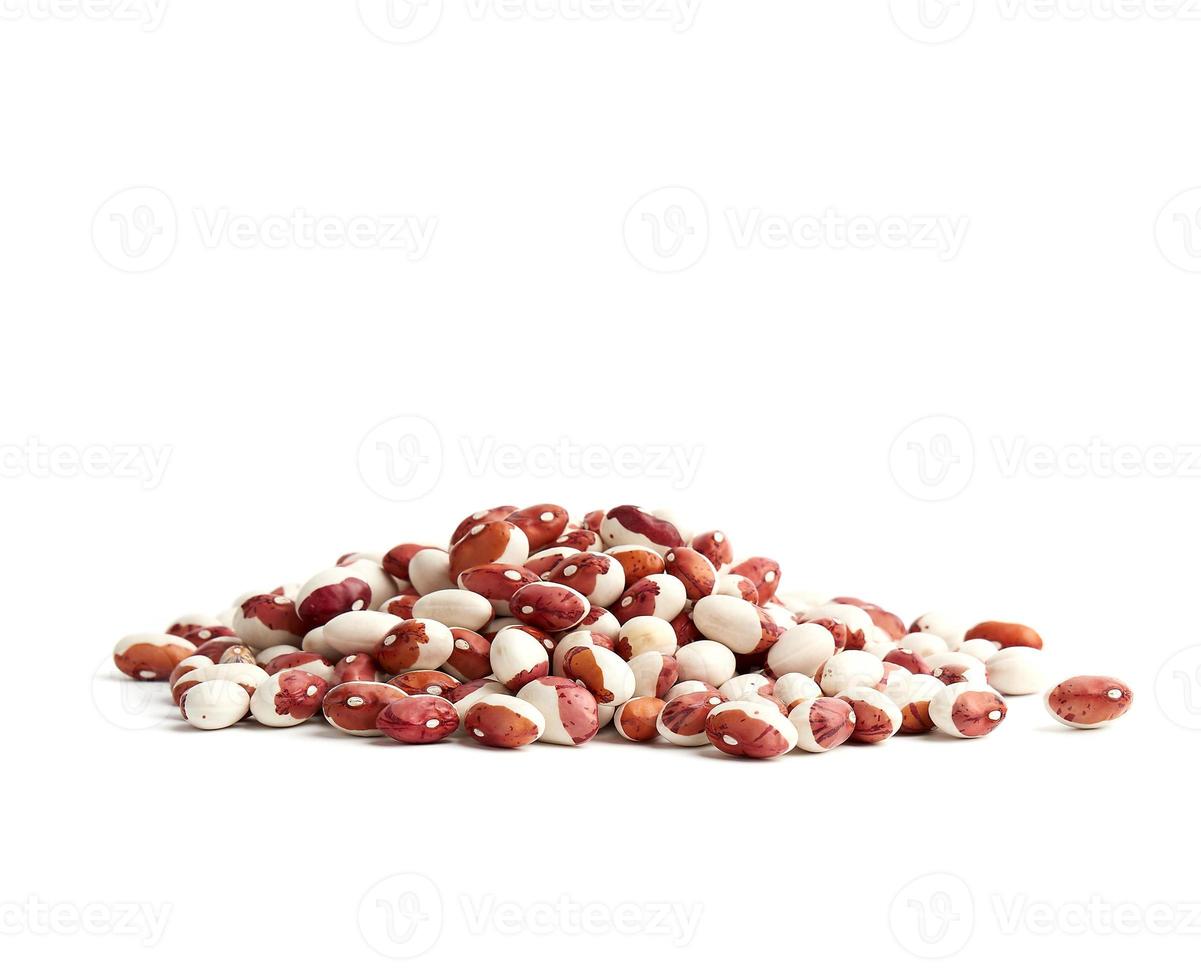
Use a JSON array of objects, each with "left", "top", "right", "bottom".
[{"left": 2, "top": 0, "right": 1199, "bottom": 974}]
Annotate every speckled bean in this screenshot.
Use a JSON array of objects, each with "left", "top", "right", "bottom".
[
  {"left": 489, "top": 627, "right": 550, "bottom": 691},
  {"left": 517, "top": 676, "right": 600, "bottom": 746},
  {"left": 1045, "top": 676, "right": 1133, "bottom": 729},
  {"left": 930, "top": 683, "right": 1007, "bottom": 738},
  {"left": 705, "top": 701, "right": 797, "bottom": 759},
  {"left": 656, "top": 690, "right": 728, "bottom": 746},
  {"left": 388, "top": 669, "right": 461, "bottom": 698},
  {"left": 838, "top": 687, "right": 902, "bottom": 743},
  {"left": 113, "top": 633, "right": 197, "bottom": 681},
  {"left": 322, "top": 681, "right": 407, "bottom": 736},
  {"left": 510, "top": 581, "right": 590, "bottom": 632},
  {"left": 377, "top": 695, "right": 460, "bottom": 744},
  {"left": 464, "top": 693, "right": 545, "bottom": 748},
  {"left": 628, "top": 652, "right": 680, "bottom": 699},
  {"left": 250, "top": 669, "right": 328, "bottom": 727},
  {"left": 600, "top": 505, "right": 685, "bottom": 555},
  {"left": 789, "top": 697, "right": 857, "bottom": 752},
  {"left": 563, "top": 645, "right": 636, "bottom": 706},
  {"left": 373, "top": 618, "right": 454, "bottom": 675}
]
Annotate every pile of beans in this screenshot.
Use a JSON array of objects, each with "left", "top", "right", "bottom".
[{"left": 110, "top": 504, "right": 1134, "bottom": 757}]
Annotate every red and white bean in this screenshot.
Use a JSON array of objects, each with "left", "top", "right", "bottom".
[
  {"left": 516, "top": 676, "right": 600, "bottom": 746},
  {"left": 464, "top": 693, "right": 545, "bottom": 748},
  {"left": 705, "top": 701, "right": 797, "bottom": 759},
  {"left": 322, "top": 681, "right": 407, "bottom": 736},
  {"left": 1045, "top": 676, "right": 1133, "bottom": 729},
  {"left": 789, "top": 697, "right": 857, "bottom": 753}
]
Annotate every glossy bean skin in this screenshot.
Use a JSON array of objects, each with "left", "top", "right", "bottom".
[
  {"left": 1045, "top": 676, "right": 1133, "bottom": 729},
  {"left": 964, "top": 620, "right": 1043, "bottom": 650},
  {"left": 464, "top": 694, "right": 544, "bottom": 748},
  {"left": 378, "top": 696, "right": 460, "bottom": 744},
  {"left": 705, "top": 701, "right": 797, "bottom": 759},
  {"left": 322, "top": 682, "right": 407, "bottom": 736},
  {"left": 113, "top": 633, "right": 197, "bottom": 681},
  {"left": 614, "top": 697, "right": 666, "bottom": 742}
]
